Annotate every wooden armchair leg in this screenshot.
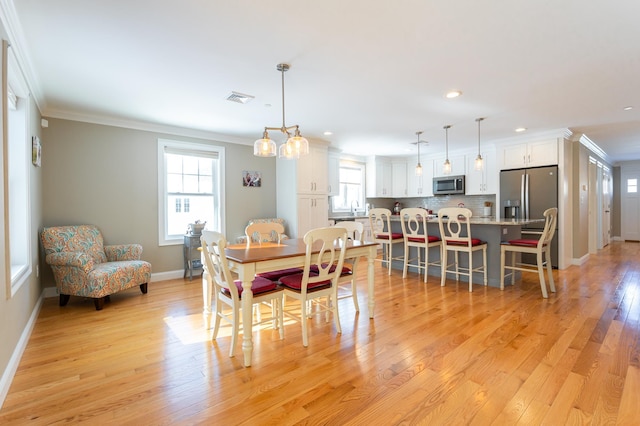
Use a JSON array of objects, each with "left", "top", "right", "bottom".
[
  {"left": 59, "top": 294, "right": 70, "bottom": 306},
  {"left": 94, "top": 297, "right": 106, "bottom": 311},
  {"left": 140, "top": 283, "right": 148, "bottom": 294}
]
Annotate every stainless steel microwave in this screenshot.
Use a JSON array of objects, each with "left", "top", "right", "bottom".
[{"left": 433, "top": 175, "right": 465, "bottom": 195}]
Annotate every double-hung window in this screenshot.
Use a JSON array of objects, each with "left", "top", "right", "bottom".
[
  {"left": 4, "top": 42, "right": 31, "bottom": 297},
  {"left": 331, "top": 160, "right": 366, "bottom": 213},
  {"left": 157, "top": 139, "right": 225, "bottom": 245}
]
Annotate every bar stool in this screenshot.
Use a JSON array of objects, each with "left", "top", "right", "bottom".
[
  {"left": 400, "top": 208, "right": 442, "bottom": 282},
  {"left": 368, "top": 208, "right": 404, "bottom": 275},
  {"left": 437, "top": 207, "right": 487, "bottom": 292},
  {"left": 500, "top": 207, "right": 557, "bottom": 298}
]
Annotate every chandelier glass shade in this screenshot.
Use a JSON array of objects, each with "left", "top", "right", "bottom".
[
  {"left": 475, "top": 117, "right": 484, "bottom": 171},
  {"left": 253, "top": 63, "right": 309, "bottom": 159},
  {"left": 443, "top": 125, "right": 452, "bottom": 175}
]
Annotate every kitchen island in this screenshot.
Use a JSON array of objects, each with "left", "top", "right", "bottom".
[{"left": 383, "top": 215, "right": 543, "bottom": 288}]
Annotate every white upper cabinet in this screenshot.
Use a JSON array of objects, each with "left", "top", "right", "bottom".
[
  {"left": 297, "top": 145, "right": 328, "bottom": 194},
  {"left": 434, "top": 154, "right": 466, "bottom": 177},
  {"left": 327, "top": 151, "right": 340, "bottom": 196},
  {"left": 407, "top": 158, "right": 433, "bottom": 197},
  {"left": 500, "top": 139, "right": 558, "bottom": 170},
  {"left": 366, "top": 156, "right": 392, "bottom": 197},
  {"left": 465, "top": 148, "right": 497, "bottom": 195},
  {"left": 391, "top": 161, "right": 408, "bottom": 198}
]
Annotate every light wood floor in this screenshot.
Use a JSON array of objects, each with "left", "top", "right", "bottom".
[{"left": 1, "top": 241, "right": 639, "bottom": 425}]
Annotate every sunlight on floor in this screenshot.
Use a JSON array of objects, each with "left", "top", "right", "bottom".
[{"left": 163, "top": 310, "right": 300, "bottom": 346}]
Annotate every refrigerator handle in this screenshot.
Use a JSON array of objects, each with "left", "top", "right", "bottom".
[
  {"left": 525, "top": 173, "right": 530, "bottom": 220},
  {"left": 520, "top": 174, "right": 525, "bottom": 220}
]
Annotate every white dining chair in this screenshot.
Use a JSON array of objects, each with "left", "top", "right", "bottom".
[
  {"left": 201, "top": 230, "right": 284, "bottom": 357},
  {"left": 332, "top": 220, "right": 365, "bottom": 311},
  {"left": 279, "top": 226, "right": 348, "bottom": 347}
]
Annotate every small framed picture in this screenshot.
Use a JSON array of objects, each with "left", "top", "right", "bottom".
[
  {"left": 32, "top": 136, "right": 41, "bottom": 167},
  {"left": 242, "top": 170, "right": 261, "bottom": 187}
]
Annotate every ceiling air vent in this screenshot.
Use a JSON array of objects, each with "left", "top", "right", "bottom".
[{"left": 226, "top": 91, "right": 254, "bottom": 104}]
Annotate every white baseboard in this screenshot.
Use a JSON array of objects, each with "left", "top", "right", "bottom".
[
  {"left": 571, "top": 253, "right": 590, "bottom": 265},
  {"left": 0, "top": 292, "right": 45, "bottom": 410}
]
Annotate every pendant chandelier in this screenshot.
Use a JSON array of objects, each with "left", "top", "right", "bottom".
[
  {"left": 415, "top": 131, "right": 424, "bottom": 176},
  {"left": 253, "top": 63, "right": 309, "bottom": 159},
  {"left": 443, "top": 125, "right": 452, "bottom": 175},
  {"left": 475, "top": 117, "right": 485, "bottom": 171}
]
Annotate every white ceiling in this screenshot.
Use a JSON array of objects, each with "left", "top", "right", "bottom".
[{"left": 5, "top": 0, "right": 640, "bottom": 163}]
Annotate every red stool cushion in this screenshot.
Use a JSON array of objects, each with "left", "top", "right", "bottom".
[
  {"left": 507, "top": 239, "right": 540, "bottom": 247},
  {"left": 375, "top": 232, "right": 403, "bottom": 240},
  {"left": 407, "top": 235, "right": 441, "bottom": 243},
  {"left": 446, "top": 238, "right": 485, "bottom": 246}
]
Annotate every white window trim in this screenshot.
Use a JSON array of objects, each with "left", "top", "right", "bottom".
[
  {"left": 157, "top": 139, "right": 225, "bottom": 246},
  {"left": 5, "top": 42, "right": 32, "bottom": 298}
]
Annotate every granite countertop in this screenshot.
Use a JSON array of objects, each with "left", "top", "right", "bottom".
[
  {"left": 386, "top": 215, "right": 543, "bottom": 226},
  {"left": 330, "top": 214, "right": 543, "bottom": 226}
]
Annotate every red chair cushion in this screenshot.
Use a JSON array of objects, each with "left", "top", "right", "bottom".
[
  {"left": 375, "top": 232, "right": 403, "bottom": 240},
  {"left": 256, "top": 267, "right": 303, "bottom": 281},
  {"left": 446, "top": 238, "right": 485, "bottom": 246},
  {"left": 223, "top": 276, "right": 278, "bottom": 297},
  {"left": 280, "top": 273, "right": 331, "bottom": 290},
  {"left": 507, "top": 239, "right": 540, "bottom": 247},
  {"left": 407, "top": 235, "right": 441, "bottom": 243},
  {"left": 309, "top": 264, "right": 352, "bottom": 275}
]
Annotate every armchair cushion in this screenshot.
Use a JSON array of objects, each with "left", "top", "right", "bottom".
[
  {"left": 236, "top": 218, "right": 290, "bottom": 244},
  {"left": 41, "top": 225, "right": 151, "bottom": 310}
]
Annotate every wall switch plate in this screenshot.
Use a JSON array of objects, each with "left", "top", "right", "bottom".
[{"left": 503, "top": 228, "right": 507, "bottom": 235}]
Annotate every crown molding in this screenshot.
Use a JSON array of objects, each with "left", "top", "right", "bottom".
[
  {"left": 43, "top": 108, "right": 254, "bottom": 146},
  {"left": 0, "top": 0, "right": 45, "bottom": 111}
]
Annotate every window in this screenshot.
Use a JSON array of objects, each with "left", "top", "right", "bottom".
[
  {"left": 5, "top": 43, "right": 31, "bottom": 297},
  {"left": 157, "top": 139, "right": 225, "bottom": 245},
  {"left": 331, "top": 161, "right": 365, "bottom": 212},
  {"left": 627, "top": 178, "right": 638, "bottom": 194}
]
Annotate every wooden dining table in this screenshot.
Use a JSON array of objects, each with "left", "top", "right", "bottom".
[{"left": 201, "top": 237, "right": 379, "bottom": 367}]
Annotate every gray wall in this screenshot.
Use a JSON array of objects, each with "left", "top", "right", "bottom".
[{"left": 40, "top": 118, "right": 278, "bottom": 282}]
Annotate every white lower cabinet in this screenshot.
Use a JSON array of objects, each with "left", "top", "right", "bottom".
[{"left": 297, "top": 195, "right": 329, "bottom": 237}]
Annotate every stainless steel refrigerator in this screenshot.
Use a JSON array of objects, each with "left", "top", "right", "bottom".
[{"left": 500, "top": 165, "right": 558, "bottom": 268}]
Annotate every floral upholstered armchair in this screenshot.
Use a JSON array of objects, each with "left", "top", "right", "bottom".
[{"left": 41, "top": 225, "right": 152, "bottom": 310}]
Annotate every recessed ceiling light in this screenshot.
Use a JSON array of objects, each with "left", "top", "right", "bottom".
[
  {"left": 515, "top": 127, "right": 527, "bottom": 132},
  {"left": 445, "top": 90, "right": 462, "bottom": 99},
  {"left": 323, "top": 131, "right": 333, "bottom": 136},
  {"left": 623, "top": 106, "right": 633, "bottom": 111}
]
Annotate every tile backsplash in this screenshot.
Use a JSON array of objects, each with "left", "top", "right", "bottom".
[{"left": 367, "top": 194, "right": 496, "bottom": 217}]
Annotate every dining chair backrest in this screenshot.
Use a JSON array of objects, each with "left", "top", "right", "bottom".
[
  {"left": 400, "top": 207, "right": 431, "bottom": 240},
  {"left": 437, "top": 207, "right": 474, "bottom": 247},
  {"left": 333, "top": 220, "right": 364, "bottom": 243},
  {"left": 244, "top": 222, "right": 285, "bottom": 247},
  {"left": 539, "top": 207, "right": 558, "bottom": 247},
  {"left": 302, "top": 226, "right": 349, "bottom": 291},
  {"left": 368, "top": 208, "right": 394, "bottom": 238},
  {"left": 201, "top": 230, "right": 239, "bottom": 300}
]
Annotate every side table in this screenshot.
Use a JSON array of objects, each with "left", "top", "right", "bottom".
[{"left": 184, "top": 234, "right": 203, "bottom": 280}]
